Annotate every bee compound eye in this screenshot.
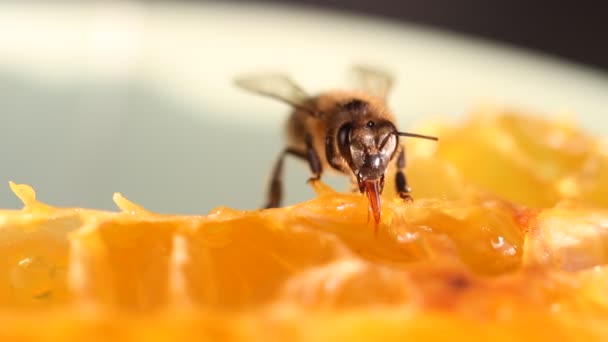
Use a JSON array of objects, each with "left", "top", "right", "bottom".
[{"left": 337, "top": 124, "right": 351, "bottom": 150}]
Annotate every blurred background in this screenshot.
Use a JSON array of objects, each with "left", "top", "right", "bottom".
[
  {"left": 0, "top": 1, "right": 606, "bottom": 214},
  {"left": 229, "top": 0, "right": 608, "bottom": 71}
]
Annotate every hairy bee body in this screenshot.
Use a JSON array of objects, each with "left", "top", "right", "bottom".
[
  {"left": 286, "top": 90, "right": 398, "bottom": 179},
  {"left": 235, "top": 66, "right": 437, "bottom": 226}
]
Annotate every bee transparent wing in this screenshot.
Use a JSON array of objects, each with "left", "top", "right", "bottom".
[
  {"left": 235, "top": 73, "right": 314, "bottom": 112},
  {"left": 351, "top": 65, "right": 394, "bottom": 99}
]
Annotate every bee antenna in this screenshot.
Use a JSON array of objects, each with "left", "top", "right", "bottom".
[
  {"left": 394, "top": 131, "right": 439, "bottom": 141},
  {"left": 379, "top": 131, "right": 438, "bottom": 149}
]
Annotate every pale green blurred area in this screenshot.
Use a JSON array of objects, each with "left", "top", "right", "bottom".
[{"left": 0, "top": 2, "right": 607, "bottom": 213}]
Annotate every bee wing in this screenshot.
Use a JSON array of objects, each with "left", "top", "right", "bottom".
[
  {"left": 351, "top": 65, "right": 394, "bottom": 99},
  {"left": 234, "top": 73, "right": 314, "bottom": 111}
]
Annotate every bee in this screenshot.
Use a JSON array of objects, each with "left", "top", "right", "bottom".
[{"left": 235, "top": 66, "right": 438, "bottom": 225}]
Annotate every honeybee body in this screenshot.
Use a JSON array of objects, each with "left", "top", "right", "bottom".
[
  {"left": 235, "top": 66, "right": 437, "bottom": 225},
  {"left": 286, "top": 90, "right": 398, "bottom": 178}
]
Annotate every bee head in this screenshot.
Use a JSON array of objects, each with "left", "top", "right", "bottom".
[
  {"left": 337, "top": 119, "right": 398, "bottom": 188},
  {"left": 334, "top": 99, "right": 438, "bottom": 191}
]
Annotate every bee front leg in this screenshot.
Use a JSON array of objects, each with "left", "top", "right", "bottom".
[
  {"left": 265, "top": 148, "right": 306, "bottom": 209},
  {"left": 395, "top": 146, "right": 413, "bottom": 202},
  {"left": 304, "top": 133, "right": 323, "bottom": 183}
]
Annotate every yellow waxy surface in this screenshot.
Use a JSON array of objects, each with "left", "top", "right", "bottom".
[{"left": 0, "top": 111, "right": 607, "bottom": 341}]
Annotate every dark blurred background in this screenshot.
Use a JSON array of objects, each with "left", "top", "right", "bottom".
[{"left": 222, "top": 0, "right": 608, "bottom": 71}]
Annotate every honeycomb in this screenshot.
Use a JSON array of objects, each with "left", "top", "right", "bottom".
[{"left": 1, "top": 110, "right": 607, "bottom": 341}]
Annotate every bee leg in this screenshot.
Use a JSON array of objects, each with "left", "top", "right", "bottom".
[
  {"left": 304, "top": 133, "right": 323, "bottom": 183},
  {"left": 395, "top": 146, "right": 413, "bottom": 202},
  {"left": 265, "top": 148, "right": 306, "bottom": 209}
]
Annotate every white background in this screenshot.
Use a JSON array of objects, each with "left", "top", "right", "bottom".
[{"left": 0, "top": 2, "right": 606, "bottom": 213}]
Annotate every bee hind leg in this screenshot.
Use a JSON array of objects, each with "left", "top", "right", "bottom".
[
  {"left": 395, "top": 146, "right": 413, "bottom": 202},
  {"left": 264, "top": 148, "right": 306, "bottom": 209},
  {"left": 304, "top": 133, "right": 323, "bottom": 183},
  {"left": 265, "top": 133, "right": 322, "bottom": 209}
]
